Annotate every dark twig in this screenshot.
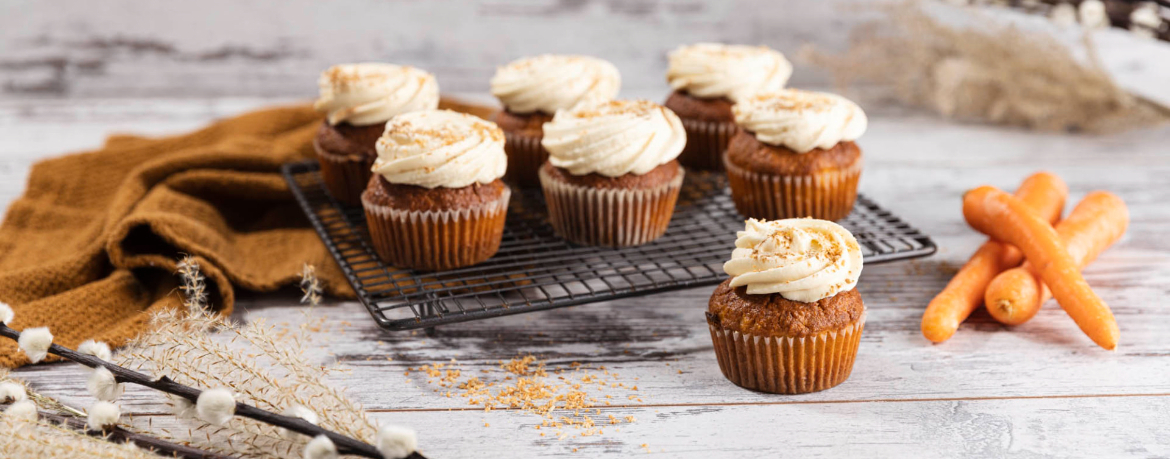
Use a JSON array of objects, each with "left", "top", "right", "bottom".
[
  {"left": 0, "top": 324, "right": 415, "bottom": 459},
  {"left": 1013, "top": 0, "right": 1170, "bottom": 42}
]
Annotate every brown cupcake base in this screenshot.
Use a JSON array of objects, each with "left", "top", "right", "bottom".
[
  {"left": 361, "top": 181, "right": 511, "bottom": 272},
  {"left": 503, "top": 130, "right": 549, "bottom": 188},
  {"left": 315, "top": 137, "right": 374, "bottom": 206},
  {"left": 724, "top": 151, "right": 862, "bottom": 221},
  {"left": 539, "top": 164, "right": 684, "bottom": 247},
  {"left": 707, "top": 312, "right": 865, "bottom": 394},
  {"left": 677, "top": 118, "right": 737, "bottom": 171}
]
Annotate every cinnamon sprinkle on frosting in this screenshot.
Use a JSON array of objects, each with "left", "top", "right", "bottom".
[{"left": 723, "top": 218, "right": 863, "bottom": 302}]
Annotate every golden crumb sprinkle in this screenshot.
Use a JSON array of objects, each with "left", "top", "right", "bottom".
[
  {"left": 748, "top": 89, "right": 837, "bottom": 114},
  {"left": 569, "top": 99, "right": 661, "bottom": 119},
  {"left": 323, "top": 64, "right": 410, "bottom": 90},
  {"left": 414, "top": 355, "right": 644, "bottom": 441},
  {"left": 382, "top": 111, "right": 505, "bottom": 149}
]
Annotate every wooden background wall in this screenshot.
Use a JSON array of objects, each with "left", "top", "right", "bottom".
[{"left": 0, "top": 0, "right": 866, "bottom": 100}]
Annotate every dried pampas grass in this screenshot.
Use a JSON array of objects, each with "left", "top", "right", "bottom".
[
  {"left": 1, "top": 371, "right": 166, "bottom": 459},
  {"left": 802, "top": 1, "right": 1169, "bottom": 133},
  {"left": 114, "top": 259, "right": 379, "bottom": 459},
  {"left": 1, "top": 416, "right": 167, "bottom": 459},
  {"left": 1, "top": 258, "right": 398, "bottom": 459}
]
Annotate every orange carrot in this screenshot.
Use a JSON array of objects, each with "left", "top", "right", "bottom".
[
  {"left": 920, "top": 172, "right": 1067, "bottom": 343},
  {"left": 985, "top": 191, "right": 1128, "bottom": 325},
  {"left": 963, "top": 186, "right": 1120, "bottom": 350}
]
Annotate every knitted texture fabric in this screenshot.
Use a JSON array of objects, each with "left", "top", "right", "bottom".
[{"left": 0, "top": 104, "right": 355, "bottom": 367}]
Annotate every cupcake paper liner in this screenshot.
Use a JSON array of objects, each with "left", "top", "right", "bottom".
[
  {"left": 724, "top": 153, "right": 862, "bottom": 221},
  {"left": 707, "top": 313, "right": 865, "bottom": 394},
  {"left": 314, "top": 138, "right": 375, "bottom": 206},
  {"left": 677, "top": 118, "right": 738, "bottom": 171},
  {"left": 504, "top": 130, "right": 550, "bottom": 188},
  {"left": 539, "top": 165, "right": 685, "bottom": 247},
  {"left": 361, "top": 186, "right": 511, "bottom": 272}
]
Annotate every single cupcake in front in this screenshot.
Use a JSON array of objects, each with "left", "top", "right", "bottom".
[
  {"left": 708, "top": 218, "right": 866, "bottom": 394},
  {"left": 491, "top": 55, "right": 621, "bottom": 187},
  {"left": 313, "top": 63, "right": 439, "bottom": 205},
  {"left": 664, "top": 43, "right": 792, "bottom": 171},
  {"left": 538, "top": 100, "right": 686, "bottom": 247},
  {"left": 361, "top": 110, "right": 510, "bottom": 271},
  {"left": 726, "top": 89, "right": 866, "bottom": 221}
]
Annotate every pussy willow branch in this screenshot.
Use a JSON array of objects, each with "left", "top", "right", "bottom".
[
  {"left": 0, "top": 405, "right": 235, "bottom": 459},
  {"left": 0, "top": 324, "right": 415, "bottom": 459}
]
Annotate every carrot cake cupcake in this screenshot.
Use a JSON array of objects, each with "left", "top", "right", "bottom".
[
  {"left": 664, "top": 43, "right": 792, "bottom": 171},
  {"left": 491, "top": 55, "right": 621, "bottom": 187},
  {"left": 313, "top": 63, "right": 439, "bottom": 204},
  {"left": 708, "top": 218, "right": 865, "bottom": 394},
  {"left": 361, "top": 110, "right": 509, "bottom": 271},
  {"left": 726, "top": 89, "right": 866, "bottom": 221},
  {"left": 539, "top": 99, "right": 686, "bottom": 247}
]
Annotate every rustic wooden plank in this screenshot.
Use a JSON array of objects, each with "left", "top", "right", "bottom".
[
  {"left": 114, "top": 395, "right": 1170, "bottom": 458},
  {"left": 0, "top": 0, "right": 856, "bottom": 97},
  {"left": 4, "top": 97, "right": 1170, "bottom": 457},
  {"left": 3, "top": 0, "right": 1168, "bottom": 106},
  {"left": 11, "top": 243, "right": 1170, "bottom": 414}
]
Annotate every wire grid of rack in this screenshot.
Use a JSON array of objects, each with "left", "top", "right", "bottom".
[{"left": 283, "top": 160, "right": 936, "bottom": 331}]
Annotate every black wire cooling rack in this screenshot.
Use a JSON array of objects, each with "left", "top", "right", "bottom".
[{"left": 283, "top": 160, "right": 936, "bottom": 332}]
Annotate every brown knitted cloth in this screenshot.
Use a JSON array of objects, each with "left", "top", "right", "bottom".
[{"left": 0, "top": 104, "right": 357, "bottom": 367}]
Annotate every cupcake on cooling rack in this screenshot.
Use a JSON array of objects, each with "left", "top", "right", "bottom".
[
  {"left": 708, "top": 218, "right": 865, "bottom": 394},
  {"left": 361, "top": 110, "right": 510, "bottom": 271},
  {"left": 539, "top": 99, "right": 686, "bottom": 247},
  {"left": 726, "top": 89, "right": 866, "bottom": 221},
  {"left": 491, "top": 55, "right": 621, "bottom": 187},
  {"left": 664, "top": 43, "right": 792, "bottom": 171},
  {"left": 313, "top": 63, "right": 439, "bottom": 205}
]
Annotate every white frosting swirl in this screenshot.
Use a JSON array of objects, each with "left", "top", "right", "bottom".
[
  {"left": 541, "top": 100, "right": 686, "bottom": 177},
  {"left": 314, "top": 63, "right": 440, "bottom": 126},
  {"left": 723, "top": 218, "right": 863, "bottom": 302},
  {"left": 371, "top": 110, "right": 506, "bottom": 189},
  {"left": 667, "top": 43, "right": 793, "bottom": 102},
  {"left": 490, "top": 55, "right": 621, "bottom": 114},
  {"left": 732, "top": 89, "right": 867, "bottom": 153}
]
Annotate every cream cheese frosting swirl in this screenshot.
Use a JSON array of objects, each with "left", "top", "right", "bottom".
[
  {"left": 541, "top": 100, "right": 686, "bottom": 177},
  {"left": 666, "top": 43, "right": 793, "bottom": 102},
  {"left": 490, "top": 55, "right": 621, "bottom": 114},
  {"left": 314, "top": 63, "right": 440, "bottom": 126},
  {"left": 732, "top": 89, "right": 867, "bottom": 153},
  {"left": 371, "top": 110, "right": 506, "bottom": 189},
  {"left": 723, "top": 218, "right": 863, "bottom": 302}
]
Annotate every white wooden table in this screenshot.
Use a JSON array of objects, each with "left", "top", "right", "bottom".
[{"left": 4, "top": 96, "right": 1170, "bottom": 458}]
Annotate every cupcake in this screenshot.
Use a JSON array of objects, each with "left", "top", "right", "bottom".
[
  {"left": 708, "top": 218, "right": 865, "bottom": 394},
  {"left": 664, "top": 43, "right": 792, "bottom": 171},
  {"left": 725, "top": 89, "right": 866, "bottom": 221},
  {"left": 313, "top": 63, "right": 439, "bottom": 205},
  {"left": 491, "top": 55, "right": 621, "bottom": 187},
  {"left": 538, "top": 100, "right": 686, "bottom": 247},
  {"left": 361, "top": 110, "right": 510, "bottom": 271}
]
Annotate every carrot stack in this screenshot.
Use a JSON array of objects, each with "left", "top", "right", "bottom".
[
  {"left": 922, "top": 172, "right": 1128, "bottom": 350},
  {"left": 920, "top": 172, "right": 1066, "bottom": 343},
  {"left": 984, "top": 191, "right": 1129, "bottom": 326}
]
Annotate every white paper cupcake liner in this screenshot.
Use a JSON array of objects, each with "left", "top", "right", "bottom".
[
  {"left": 503, "top": 130, "right": 549, "bottom": 188},
  {"left": 314, "top": 137, "right": 374, "bottom": 206},
  {"left": 538, "top": 165, "right": 685, "bottom": 247},
  {"left": 708, "top": 313, "right": 865, "bottom": 394},
  {"left": 724, "top": 153, "right": 863, "bottom": 221},
  {"left": 677, "top": 118, "right": 738, "bottom": 171},
  {"left": 361, "top": 186, "right": 511, "bottom": 271}
]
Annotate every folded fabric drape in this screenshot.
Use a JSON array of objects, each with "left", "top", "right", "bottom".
[{"left": 0, "top": 104, "right": 356, "bottom": 367}]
